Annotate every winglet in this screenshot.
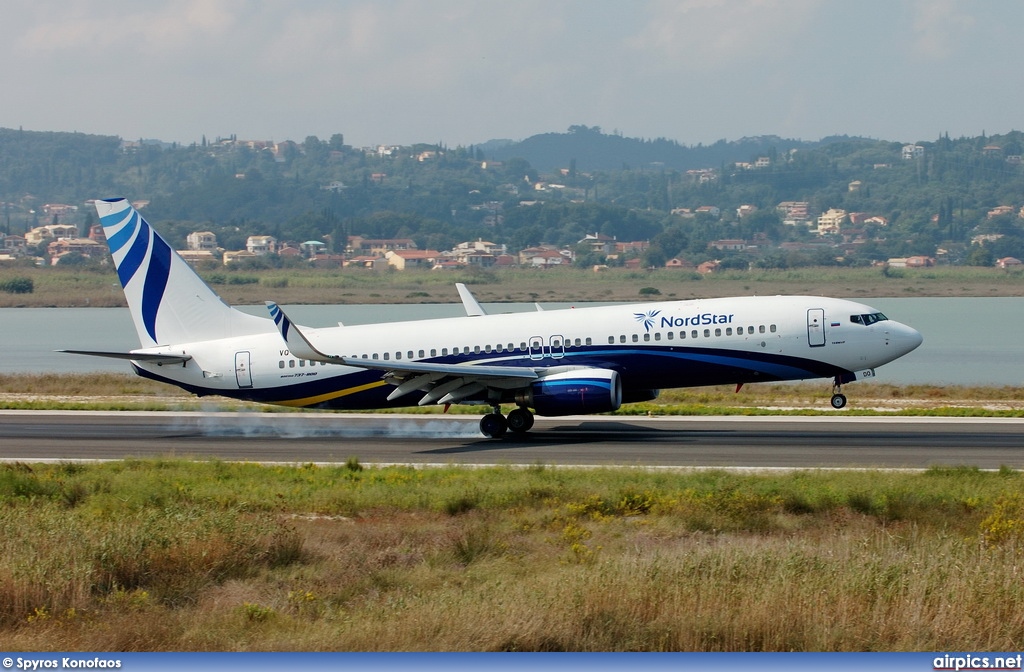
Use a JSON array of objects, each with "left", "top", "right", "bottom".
[
  {"left": 456, "top": 283, "right": 487, "bottom": 316},
  {"left": 266, "top": 302, "right": 339, "bottom": 362}
]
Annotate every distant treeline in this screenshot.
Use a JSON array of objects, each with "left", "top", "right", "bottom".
[{"left": 3, "top": 125, "right": 1024, "bottom": 267}]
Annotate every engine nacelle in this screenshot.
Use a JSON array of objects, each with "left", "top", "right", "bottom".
[{"left": 516, "top": 368, "right": 622, "bottom": 417}]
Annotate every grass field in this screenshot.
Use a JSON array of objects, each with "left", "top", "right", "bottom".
[
  {"left": 2, "top": 460, "right": 1024, "bottom": 650},
  {"left": 3, "top": 264, "right": 1024, "bottom": 307}
]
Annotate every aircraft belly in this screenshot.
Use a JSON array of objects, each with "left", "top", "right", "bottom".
[{"left": 603, "top": 347, "right": 851, "bottom": 390}]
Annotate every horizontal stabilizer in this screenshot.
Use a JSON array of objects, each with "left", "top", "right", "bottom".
[{"left": 59, "top": 349, "right": 192, "bottom": 365}]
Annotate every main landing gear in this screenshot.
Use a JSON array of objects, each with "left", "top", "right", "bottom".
[
  {"left": 830, "top": 377, "right": 848, "bottom": 409},
  {"left": 479, "top": 406, "right": 535, "bottom": 438}
]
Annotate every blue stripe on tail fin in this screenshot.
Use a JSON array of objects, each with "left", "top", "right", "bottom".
[{"left": 95, "top": 198, "right": 271, "bottom": 347}]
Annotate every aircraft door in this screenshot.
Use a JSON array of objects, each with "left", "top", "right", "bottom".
[
  {"left": 549, "top": 335, "right": 565, "bottom": 359},
  {"left": 529, "top": 336, "right": 545, "bottom": 360},
  {"left": 235, "top": 351, "right": 254, "bottom": 388},
  {"left": 807, "top": 309, "right": 825, "bottom": 348}
]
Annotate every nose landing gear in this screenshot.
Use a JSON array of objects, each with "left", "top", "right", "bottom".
[{"left": 830, "top": 378, "right": 848, "bottom": 409}]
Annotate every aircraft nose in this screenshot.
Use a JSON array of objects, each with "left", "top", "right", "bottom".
[{"left": 893, "top": 322, "right": 923, "bottom": 356}]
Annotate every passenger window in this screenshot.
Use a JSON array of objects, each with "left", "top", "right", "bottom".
[
  {"left": 770, "top": 324, "right": 777, "bottom": 333},
  {"left": 748, "top": 326, "right": 754, "bottom": 334},
  {"left": 643, "top": 333, "right": 651, "bottom": 342},
  {"left": 620, "top": 335, "right": 627, "bottom": 343},
  {"left": 715, "top": 328, "right": 722, "bottom": 337},
  {"left": 759, "top": 325, "right": 766, "bottom": 334},
  {"left": 726, "top": 328, "right": 733, "bottom": 336},
  {"left": 585, "top": 337, "right": 592, "bottom": 346},
  {"left": 666, "top": 332, "right": 673, "bottom": 340},
  {"left": 691, "top": 330, "right": 698, "bottom": 339},
  {"left": 279, "top": 361, "right": 285, "bottom": 369},
  {"left": 704, "top": 329, "right": 711, "bottom": 338},
  {"left": 608, "top": 336, "right": 615, "bottom": 344},
  {"left": 632, "top": 334, "right": 639, "bottom": 342},
  {"left": 383, "top": 353, "right": 389, "bottom": 360}
]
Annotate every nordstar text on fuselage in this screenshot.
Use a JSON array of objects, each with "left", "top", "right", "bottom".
[{"left": 661, "top": 313, "right": 735, "bottom": 328}]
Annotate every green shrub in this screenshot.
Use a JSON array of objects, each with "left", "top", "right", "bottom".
[{"left": 0, "top": 277, "right": 33, "bottom": 294}]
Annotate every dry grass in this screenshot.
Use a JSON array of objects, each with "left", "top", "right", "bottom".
[
  {"left": 4, "top": 265, "right": 1024, "bottom": 308},
  {"left": 2, "top": 461, "right": 1024, "bottom": 650}
]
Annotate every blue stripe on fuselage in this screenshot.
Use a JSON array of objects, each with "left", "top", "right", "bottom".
[{"left": 134, "top": 345, "right": 849, "bottom": 410}]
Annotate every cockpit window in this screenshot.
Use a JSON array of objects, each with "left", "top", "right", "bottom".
[{"left": 850, "top": 312, "right": 888, "bottom": 326}]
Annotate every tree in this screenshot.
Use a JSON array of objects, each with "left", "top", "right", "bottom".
[{"left": 966, "top": 245, "right": 994, "bottom": 267}]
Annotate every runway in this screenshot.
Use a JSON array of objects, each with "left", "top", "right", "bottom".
[{"left": 1, "top": 410, "right": 1022, "bottom": 469}]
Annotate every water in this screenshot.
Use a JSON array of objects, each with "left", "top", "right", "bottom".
[{"left": 0, "top": 298, "right": 1020, "bottom": 386}]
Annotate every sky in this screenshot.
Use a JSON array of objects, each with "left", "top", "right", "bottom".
[{"left": 2, "top": 0, "right": 1022, "bottom": 148}]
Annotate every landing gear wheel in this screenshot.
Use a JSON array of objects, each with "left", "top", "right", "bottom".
[
  {"left": 830, "top": 393, "right": 848, "bottom": 409},
  {"left": 480, "top": 413, "right": 508, "bottom": 438},
  {"left": 507, "top": 407, "right": 535, "bottom": 433}
]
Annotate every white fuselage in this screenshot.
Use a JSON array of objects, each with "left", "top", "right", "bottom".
[{"left": 132, "top": 295, "right": 922, "bottom": 411}]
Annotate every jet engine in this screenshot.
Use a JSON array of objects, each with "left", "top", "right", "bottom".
[{"left": 515, "top": 368, "right": 622, "bottom": 416}]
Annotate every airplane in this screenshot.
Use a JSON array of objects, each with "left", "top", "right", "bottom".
[{"left": 63, "top": 198, "right": 923, "bottom": 438}]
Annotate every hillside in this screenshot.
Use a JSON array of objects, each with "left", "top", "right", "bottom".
[
  {"left": 2, "top": 126, "right": 1024, "bottom": 271},
  {"left": 487, "top": 124, "right": 825, "bottom": 172}
]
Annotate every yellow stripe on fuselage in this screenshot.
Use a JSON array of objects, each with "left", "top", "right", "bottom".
[{"left": 275, "top": 380, "right": 388, "bottom": 407}]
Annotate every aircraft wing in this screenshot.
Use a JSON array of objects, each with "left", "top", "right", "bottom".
[{"left": 266, "top": 301, "right": 537, "bottom": 404}]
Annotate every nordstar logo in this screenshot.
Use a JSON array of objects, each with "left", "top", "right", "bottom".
[{"left": 634, "top": 310, "right": 661, "bottom": 332}]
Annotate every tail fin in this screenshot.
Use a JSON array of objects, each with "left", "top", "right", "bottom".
[{"left": 95, "top": 197, "right": 270, "bottom": 347}]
